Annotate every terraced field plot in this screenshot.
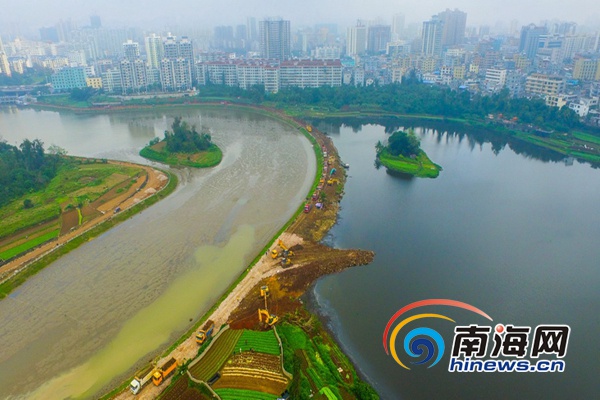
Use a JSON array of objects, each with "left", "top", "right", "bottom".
[
  {"left": 214, "top": 352, "right": 288, "bottom": 395},
  {"left": 235, "top": 329, "right": 280, "bottom": 355},
  {"left": 214, "top": 388, "right": 278, "bottom": 400},
  {"left": 188, "top": 329, "right": 243, "bottom": 381},
  {"left": 160, "top": 376, "right": 209, "bottom": 400}
]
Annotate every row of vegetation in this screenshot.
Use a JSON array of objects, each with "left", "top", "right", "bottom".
[
  {"left": 235, "top": 329, "right": 280, "bottom": 355},
  {"left": 188, "top": 329, "right": 244, "bottom": 381},
  {"left": 188, "top": 78, "right": 585, "bottom": 133},
  {"left": 140, "top": 117, "right": 223, "bottom": 168},
  {"left": 375, "top": 130, "right": 441, "bottom": 178},
  {"left": 278, "top": 317, "right": 378, "bottom": 399}
]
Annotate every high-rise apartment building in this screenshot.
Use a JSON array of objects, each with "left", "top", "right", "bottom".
[
  {"left": 247, "top": 17, "right": 258, "bottom": 41},
  {"left": 259, "top": 19, "right": 291, "bottom": 60},
  {"left": 367, "top": 25, "right": 391, "bottom": 54},
  {"left": 119, "top": 59, "right": 147, "bottom": 92},
  {"left": 347, "top": 21, "right": 367, "bottom": 56},
  {"left": 161, "top": 35, "right": 194, "bottom": 91},
  {"left": 0, "top": 52, "right": 11, "bottom": 77},
  {"left": 122, "top": 40, "right": 140, "bottom": 61},
  {"left": 437, "top": 9, "right": 467, "bottom": 47},
  {"left": 519, "top": 24, "right": 548, "bottom": 59},
  {"left": 145, "top": 34, "right": 163, "bottom": 69},
  {"left": 392, "top": 14, "right": 405, "bottom": 40},
  {"left": 421, "top": 16, "right": 444, "bottom": 56}
]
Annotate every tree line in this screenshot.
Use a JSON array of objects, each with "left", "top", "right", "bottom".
[
  {"left": 198, "top": 77, "right": 585, "bottom": 133},
  {"left": 0, "top": 139, "right": 60, "bottom": 207}
]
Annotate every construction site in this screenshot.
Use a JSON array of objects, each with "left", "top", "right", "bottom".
[{"left": 112, "top": 124, "right": 376, "bottom": 400}]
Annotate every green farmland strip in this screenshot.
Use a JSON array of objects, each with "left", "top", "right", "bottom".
[
  {"left": 235, "top": 330, "right": 280, "bottom": 355},
  {"left": 320, "top": 387, "right": 339, "bottom": 400},
  {"left": 0, "top": 230, "right": 59, "bottom": 260},
  {"left": 214, "top": 388, "right": 278, "bottom": 400},
  {"left": 188, "top": 329, "right": 243, "bottom": 381}
]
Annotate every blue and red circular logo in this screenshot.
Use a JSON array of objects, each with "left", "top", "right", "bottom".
[{"left": 383, "top": 299, "right": 493, "bottom": 369}]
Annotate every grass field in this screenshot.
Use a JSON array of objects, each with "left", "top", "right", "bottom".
[
  {"left": 235, "top": 330, "right": 281, "bottom": 355},
  {"left": 188, "top": 329, "right": 243, "bottom": 381},
  {"left": 0, "top": 160, "right": 140, "bottom": 239},
  {"left": 214, "top": 388, "right": 278, "bottom": 400},
  {"left": 378, "top": 149, "right": 441, "bottom": 178},
  {"left": 139, "top": 142, "right": 222, "bottom": 169},
  {"left": 0, "top": 229, "right": 59, "bottom": 261},
  {"left": 0, "top": 159, "right": 142, "bottom": 263}
]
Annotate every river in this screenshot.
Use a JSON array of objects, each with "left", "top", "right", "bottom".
[
  {"left": 312, "top": 122, "right": 600, "bottom": 399},
  {"left": 0, "top": 106, "right": 316, "bottom": 399}
]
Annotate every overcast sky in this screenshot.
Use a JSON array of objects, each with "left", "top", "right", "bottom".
[{"left": 1, "top": 0, "right": 599, "bottom": 34}]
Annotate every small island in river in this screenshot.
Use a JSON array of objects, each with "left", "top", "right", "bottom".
[
  {"left": 376, "top": 129, "right": 442, "bottom": 178},
  {"left": 140, "top": 116, "right": 223, "bottom": 168}
]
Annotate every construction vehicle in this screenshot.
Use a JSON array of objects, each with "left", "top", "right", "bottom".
[
  {"left": 258, "top": 286, "right": 279, "bottom": 326},
  {"left": 278, "top": 239, "right": 294, "bottom": 258},
  {"left": 260, "top": 285, "right": 270, "bottom": 297},
  {"left": 327, "top": 178, "right": 340, "bottom": 186},
  {"left": 270, "top": 248, "right": 279, "bottom": 259},
  {"left": 130, "top": 364, "right": 155, "bottom": 394},
  {"left": 196, "top": 320, "right": 215, "bottom": 345},
  {"left": 306, "top": 125, "right": 312, "bottom": 132},
  {"left": 271, "top": 239, "right": 294, "bottom": 259},
  {"left": 258, "top": 309, "right": 279, "bottom": 325},
  {"left": 280, "top": 257, "right": 292, "bottom": 267},
  {"left": 152, "top": 357, "right": 178, "bottom": 386}
]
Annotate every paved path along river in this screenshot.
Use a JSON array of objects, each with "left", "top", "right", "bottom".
[{"left": 0, "top": 107, "right": 315, "bottom": 399}]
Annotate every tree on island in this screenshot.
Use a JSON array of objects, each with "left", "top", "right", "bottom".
[
  {"left": 164, "top": 117, "right": 213, "bottom": 153},
  {"left": 377, "top": 129, "right": 421, "bottom": 158}
]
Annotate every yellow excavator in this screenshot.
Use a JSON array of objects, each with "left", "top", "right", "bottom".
[
  {"left": 327, "top": 178, "right": 340, "bottom": 186},
  {"left": 258, "top": 285, "right": 278, "bottom": 326},
  {"left": 260, "top": 285, "right": 269, "bottom": 297},
  {"left": 280, "top": 257, "right": 292, "bottom": 267},
  {"left": 271, "top": 239, "right": 294, "bottom": 259}
]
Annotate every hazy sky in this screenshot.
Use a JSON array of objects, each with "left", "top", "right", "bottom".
[{"left": 1, "top": 0, "right": 599, "bottom": 33}]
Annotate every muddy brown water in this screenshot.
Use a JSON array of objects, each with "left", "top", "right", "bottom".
[{"left": 0, "top": 107, "right": 315, "bottom": 399}]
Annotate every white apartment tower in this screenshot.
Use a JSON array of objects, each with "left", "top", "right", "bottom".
[
  {"left": 421, "top": 16, "right": 444, "bottom": 56},
  {"left": 145, "top": 33, "right": 163, "bottom": 69},
  {"left": 259, "top": 19, "right": 291, "bottom": 60},
  {"left": 347, "top": 21, "right": 367, "bottom": 56}
]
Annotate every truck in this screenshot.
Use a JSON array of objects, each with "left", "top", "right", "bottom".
[
  {"left": 129, "top": 364, "right": 155, "bottom": 395},
  {"left": 152, "top": 357, "right": 178, "bottom": 386},
  {"left": 196, "top": 320, "right": 215, "bottom": 345}
]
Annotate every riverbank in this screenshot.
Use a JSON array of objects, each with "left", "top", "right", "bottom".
[{"left": 0, "top": 161, "right": 176, "bottom": 298}]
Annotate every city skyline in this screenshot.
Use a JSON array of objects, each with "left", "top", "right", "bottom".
[{"left": 1, "top": 0, "right": 599, "bottom": 35}]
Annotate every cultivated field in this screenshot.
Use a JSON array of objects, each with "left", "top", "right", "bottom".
[
  {"left": 234, "top": 330, "right": 280, "bottom": 355},
  {"left": 214, "top": 352, "right": 288, "bottom": 395},
  {"left": 188, "top": 329, "right": 243, "bottom": 381},
  {"left": 213, "top": 388, "right": 278, "bottom": 400}
]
